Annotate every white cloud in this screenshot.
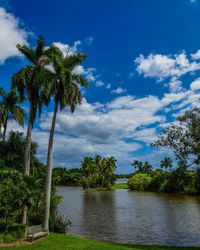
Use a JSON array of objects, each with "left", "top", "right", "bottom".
[
  {"left": 53, "top": 40, "right": 81, "bottom": 57},
  {"left": 37, "top": 95, "right": 165, "bottom": 168},
  {"left": 191, "top": 50, "right": 200, "bottom": 60},
  {"left": 95, "top": 80, "right": 105, "bottom": 87},
  {"left": 168, "top": 78, "right": 183, "bottom": 93},
  {"left": 190, "top": 78, "right": 200, "bottom": 90},
  {"left": 135, "top": 52, "right": 200, "bottom": 81},
  {"left": 0, "top": 7, "right": 28, "bottom": 64},
  {"left": 161, "top": 91, "right": 189, "bottom": 106},
  {"left": 111, "top": 87, "right": 127, "bottom": 94},
  {"left": 106, "top": 83, "right": 111, "bottom": 89}
]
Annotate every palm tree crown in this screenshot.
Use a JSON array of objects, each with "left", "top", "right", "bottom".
[
  {"left": 0, "top": 88, "right": 25, "bottom": 140},
  {"left": 160, "top": 157, "right": 173, "bottom": 171}
]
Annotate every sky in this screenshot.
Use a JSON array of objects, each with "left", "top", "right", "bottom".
[{"left": 1, "top": 0, "right": 200, "bottom": 173}]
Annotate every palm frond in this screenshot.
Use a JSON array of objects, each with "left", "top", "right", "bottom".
[{"left": 64, "top": 53, "right": 87, "bottom": 70}]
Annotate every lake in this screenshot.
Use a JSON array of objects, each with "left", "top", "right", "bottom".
[{"left": 57, "top": 186, "right": 200, "bottom": 246}]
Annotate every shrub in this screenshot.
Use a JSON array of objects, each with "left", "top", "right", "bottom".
[
  {"left": 150, "top": 169, "right": 168, "bottom": 191},
  {"left": 128, "top": 173, "right": 152, "bottom": 191},
  {"left": 1, "top": 234, "right": 16, "bottom": 243},
  {"left": 49, "top": 211, "right": 71, "bottom": 233}
]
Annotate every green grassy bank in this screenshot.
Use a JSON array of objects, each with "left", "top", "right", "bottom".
[
  {"left": 112, "top": 182, "right": 128, "bottom": 189},
  {"left": 1, "top": 233, "right": 200, "bottom": 250}
]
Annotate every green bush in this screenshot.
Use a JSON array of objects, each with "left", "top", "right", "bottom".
[
  {"left": 50, "top": 211, "right": 71, "bottom": 233},
  {"left": 0, "top": 233, "right": 16, "bottom": 243},
  {"left": 128, "top": 173, "right": 152, "bottom": 191},
  {"left": 150, "top": 169, "right": 168, "bottom": 191}
]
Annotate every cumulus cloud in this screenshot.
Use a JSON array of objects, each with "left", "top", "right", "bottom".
[
  {"left": 111, "top": 87, "right": 127, "bottom": 94},
  {"left": 135, "top": 52, "right": 200, "bottom": 81},
  {"left": 0, "top": 7, "right": 28, "bottom": 64},
  {"left": 168, "top": 78, "right": 183, "bottom": 93}
]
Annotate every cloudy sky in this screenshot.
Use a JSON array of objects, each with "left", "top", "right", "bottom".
[{"left": 1, "top": 0, "right": 200, "bottom": 173}]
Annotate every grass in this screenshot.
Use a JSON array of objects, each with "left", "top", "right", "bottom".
[
  {"left": 1, "top": 233, "right": 200, "bottom": 250},
  {"left": 112, "top": 182, "right": 128, "bottom": 190}
]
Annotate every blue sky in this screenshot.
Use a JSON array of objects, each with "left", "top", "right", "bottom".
[{"left": 1, "top": 0, "right": 200, "bottom": 173}]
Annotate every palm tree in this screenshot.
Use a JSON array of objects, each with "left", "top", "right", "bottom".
[
  {"left": 44, "top": 45, "right": 89, "bottom": 232},
  {"left": 132, "top": 160, "right": 143, "bottom": 172},
  {"left": 12, "top": 36, "right": 49, "bottom": 176},
  {"left": 160, "top": 157, "right": 173, "bottom": 172},
  {"left": 0, "top": 88, "right": 25, "bottom": 141},
  {"left": 102, "top": 156, "right": 117, "bottom": 184},
  {"left": 12, "top": 36, "right": 50, "bottom": 225}
]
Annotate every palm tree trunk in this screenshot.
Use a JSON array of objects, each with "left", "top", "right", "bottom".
[
  {"left": 22, "top": 104, "right": 33, "bottom": 226},
  {"left": 44, "top": 101, "right": 58, "bottom": 232},
  {"left": 2, "top": 115, "right": 8, "bottom": 141}
]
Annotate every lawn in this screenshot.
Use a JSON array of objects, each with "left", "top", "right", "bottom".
[
  {"left": 1, "top": 233, "right": 200, "bottom": 250},
  {"left": 112, "top": 182, "right": 128, "bottom": 189}
]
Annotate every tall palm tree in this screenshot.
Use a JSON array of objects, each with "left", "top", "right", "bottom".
[
  {"left": 44, "top": 45, "right": 89, "bottom": 232},
  {"left": 160, "top": 157, "right": 173, "bottom": 172},
  {"left": 12, "top": 36, "right": 49, "bottom": 176},
  {"left": 12, "top": 36, "right": 50, "bottom": 225},
  {"left": 0, "top": 88, "right": 25, "bottom": 141}
]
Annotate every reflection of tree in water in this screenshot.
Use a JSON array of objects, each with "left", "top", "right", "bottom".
[{"left": 81, "top": 191, "right": 117, "bottom": 240}]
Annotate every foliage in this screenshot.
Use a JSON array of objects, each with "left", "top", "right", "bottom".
[
  {"left": 0, "top": 88, "right": 25, "bottom": 140},
  {"left": 49, "top": 211, "right": 71, "bottom": 233},
  {"left": 153, "top": 107, "right": 200, "bottom": 170},
  {"left": 160, "top": 157, "right": 173, "bottom": 171},
  {"left": 0, "top": 169, "right": 29, "bottom": 234},
  {"left": 132, "top": 160, "right": 153, "bottom": 174},
  {"left": 0, "top": 131, "right": 37, "bottom": 172},
  {"left": 0, "top": 131, "right": 69, "bottom": 235},
  {"left": 127, "top": 174, "right": 152, "bottom": 191},
  {"left": 53, "top": 167, "right": 82, "bottom": 186},
  {"left": 81, "top": 155, "right": 117, "bottom": 190}
]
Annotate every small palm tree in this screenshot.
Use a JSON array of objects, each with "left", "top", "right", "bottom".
[
  {"left": 44, "top": 45, "right": 89, "bottom": 232},
  {"left": 0, "top": 88, "right": 25, "bottom": 141},
  {"left": 132, "top": 160, "right": 143, "bottom": 172},
  {"left": 160, "top": 157, "right": 173, "bottom": 172},
  {"left": 102, "top": 156, "right": 117, "bottom": 186}
]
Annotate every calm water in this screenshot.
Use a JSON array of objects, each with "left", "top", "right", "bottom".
[{"left": 57, "top": 186, "right": 200, "bottom": 246}]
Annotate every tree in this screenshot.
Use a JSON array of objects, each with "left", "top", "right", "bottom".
[
  {"left": 44, "top": 45, "right": 89, "bottom": 232},
  {"left": 0, "top": 131, "right": 37, "bottom": 172},
  {"left": 102, "top": 156, "right": 117, "bottom": 186},
  {"left": 132, "top": 160, "right": 152, "bottom": 173},
  {"left": 0, "top": 88, "right": 25, "bottom": 141},
  {"left": 128, "top": 173, "right": 152, "bottom": 191},
  {"left": 153, "top": 107, "right": 200, "bottom": 170},
  {"left": 160, "top": 157, "right": 173, "bottom": 172},
  {"left": 81, "top": 155, "right": 117, "bottom": 190},
  {"left": 132, "top": 160, "right": 143, "bottom": 172},
  {"left": 0, "top": 169, "right": 29, "bottom": 235},
  {"left": 12, "top": 36, "right": 50, "bottom": 225},
  {"left": 12, "top": 36, "right": 50, "bottom": 177}
]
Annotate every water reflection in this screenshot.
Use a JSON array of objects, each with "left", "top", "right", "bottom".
[{"left": 57, "top": 187, "right": 200, "bottom": 246}]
